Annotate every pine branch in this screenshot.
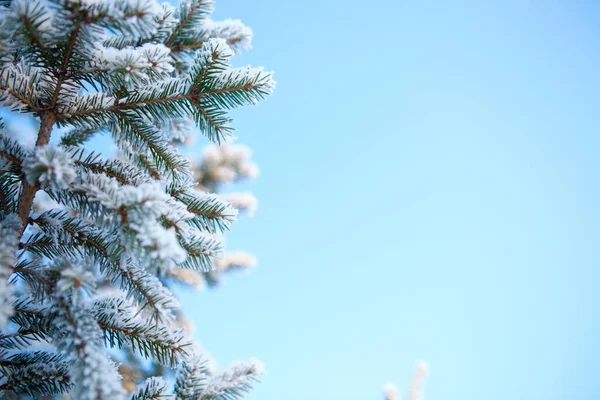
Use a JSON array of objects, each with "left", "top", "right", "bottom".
[
  {"left": 118, "top": 264, "right": 181, "bottom": 324},
  {"left": 1, "top": 297, "right": 49, "bottom": 349},
  {"left": 60, "top": 90, "right": 190, "bottom": 120},
  {"left": 48, "top": 21, "right": 81, "bottom": 109},
  {"left": 0, "top": 299, "right": 50, "bottom": 349},
  {"left": 198, "top": 359, "right": 264, "bottom": 400},
  {"left": 190, "top": 97, "right": 232, "bottom": 142},
  {"left": 20, "top": 231, "right": 81, "bottom": 260},
  {"left": 0, "top": 134, "right": 29, "bottom": 175},
  {"left": 171, "top": 189, "right": 237, "bottom": 233},
  {"left": 0, "top": 350, "right": 72, "bottom": 396},
  {"left": 11, "top": 266, "right": 50, "bottom": 304},
  {"left": 175, "top": 355, "right": 210, "bottom": 400},
  {"left": 59, "top": 40, "right": 274, "bottom": 143},
  {"left": 165, "top": 0, "right": 214, "bottom": 47},
  {"left": 60, "top": 126, "right": 99, "bottom": 146},
  {"left": 0, "top": 330, "right": 35, "bottom": 349},
  {"left": 137, "top": 153, "right": 163, "bottom": 180},
  {"left": 115, "top": 111, "right": 189, "bottom": 174},
  {"left": 0, "top": 172, "right": 22, "bottom": 215},
  {"left": 169, "top": 18, "right": 252, "bottom": 54},
  {"left": 32, "top": 209, "right": 119, "bottom": 264},
  {"left": 94, "top": 296, "right": 190, "bottom": 368},
  {"left": 15, "top": 0, "right": 56, "bottom": 66},
  {"left": 48, "top": 260, "right": 126, "bottom": 400},
  {"left": 178, "top": 231, "right": 224, "bottom": 272},
  {"left": 0, "top": 63, "right": 47, "bottom": 113},
  {"left": 131, "top": 376, "right": 172, "bottom": 400},
  {"left": 82, "top": 0, "right": 162, "bottom": 37},
  {"left": 30, "top": 210, "right": 180, "bottom": 323},
  {"left": 68, "top": 148, "right": 153, "bottom": 186},
  {"left": 0, "top": 214, "right": 21, "bottom": 327},
  {"left": 10, "top": 293, "right": 48, "bottom": 324}
]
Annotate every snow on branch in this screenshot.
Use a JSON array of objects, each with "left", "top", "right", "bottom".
[
  {"left": 178, "top": 230, "right": 224, "bottom": 272},
  {"left": 165, "top": 0, "right": 215, "bottom": 48},
  {"left": 9, "top": 0, "right": 60, "bottom": 63},
  {"left": 0, "top": 215, "right": 21, "bottom": 328},
  {"left": 49, "top": 260, "right": 126, "bottom": 400},
  {"left": 0, "top": 62, "right": 49, "bottom": 113},
  {"left": 73, "top": 173, "right": 191, "bottom": 264},
  {"left": 0, "top": 350, "right": 72, "bottom": 396},
  {"left": 201, "top": 358, "right": 265, "bottom": 400},
  {"left": 24, "top": 145, "right": 77, "bottom": 190},
  {"left": 94, "top": 43, "right": 175, "bottom": 84},
  {"left": 66, "top": 0, "right": 162, "bottom": 37},
  {"left": 59, "top": 39, "right": 274, "bottom": 143},
  {"left": 118, "top": 262, "right": 181, "bottom": 323},
  {"left": 175, "top": 354, "right": 211, "bottom": 400},
  {"left": 67, "top": 148, "right": 153, "bottom": 186},
  {"left": 131, "top": 376, "right": 172, "bottom": 400},
  {"left": 201, "top": 19, "right": 252, "bottom": 52},
  {"left": 171, "top": 189, "right": 238, "bottom": 233},
  {"left": 93, "top": 296, "right": 190, "bottom": 367}
]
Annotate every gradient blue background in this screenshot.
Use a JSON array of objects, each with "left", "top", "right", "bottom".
[{"left": 177, "top": 1, "right": 600, "bottom": 399}]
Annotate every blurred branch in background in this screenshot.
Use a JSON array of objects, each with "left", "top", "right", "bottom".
[
  {"left": 383, "top": 360, "right": 430, "bottom": 400},
  {"left": 166, "top": 140, "right": 260, "bottom": 289}
]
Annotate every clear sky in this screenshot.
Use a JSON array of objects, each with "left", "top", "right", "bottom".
[{"left": 177, "top": 1, "right": 600, "bottom": 400}]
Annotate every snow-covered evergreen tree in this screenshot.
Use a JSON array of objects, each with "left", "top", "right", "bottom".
[{"left": 0, "top": 0, "right": 274, "bottom": 398}]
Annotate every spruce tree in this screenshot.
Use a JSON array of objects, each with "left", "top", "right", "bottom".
[{"left": 0, "top": 0, "right": 274, "bottom": 398}]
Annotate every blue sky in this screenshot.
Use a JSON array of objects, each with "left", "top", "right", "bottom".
[{"left": 178, "top": 1, "right": 600, "bottom": 400}]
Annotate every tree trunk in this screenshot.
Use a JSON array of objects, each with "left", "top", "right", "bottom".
[{"left": 17, "top": 111, "right": 55, "bottom": 232}]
